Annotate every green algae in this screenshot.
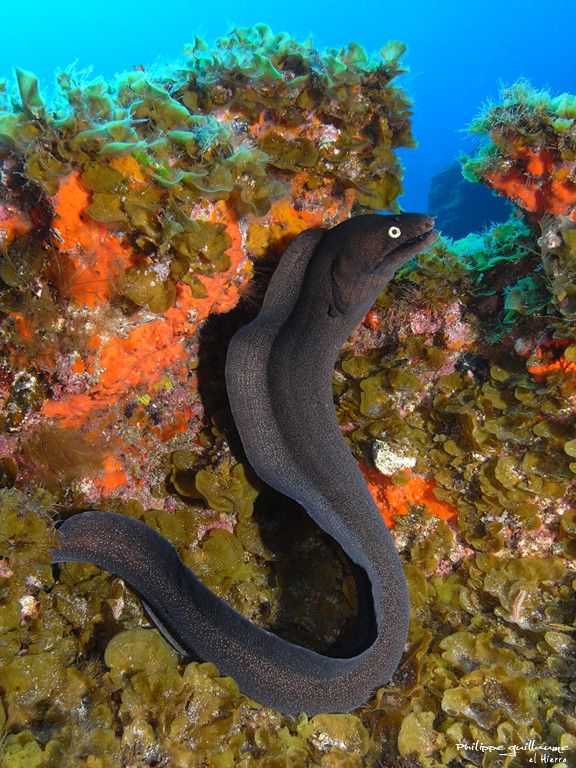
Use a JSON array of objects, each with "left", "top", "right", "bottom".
[
  {"left": 370, "top": 552, "right": 575, "bottom": 767},
  {"left": 0, "top": 621, "right": 378, "bottom": 767},
  {"left": 171, "top": 219, "right": 231, "bottom": 272},
  {"left": 397, "top": 711, "right": 442, "bottom": 761},
  {"left": 0, "top": 25, "right": 412, "bottom": 328},
  {"left": 354, "top": 171, "right": 403, "bottom": 210},
  {"left": 0, "top": 732, "right": 45, "bottom": 768},
  {"left": 14, "top": 69, "right": 45, "bottom": 120},
  {"left": 260, "top": 133, "right": 319, "bottom": 170},
  {"left": 504, "top": 272, "right": 549, "bottom": 319},
  {"left": 194, "top": 461, "right": 259, "bottom": 519},
  {"left": 451, "top": 218, "right": 532, "bottom": 280},
  {"left": 119, "top": 262, "right": 177, "bottom": 313}
]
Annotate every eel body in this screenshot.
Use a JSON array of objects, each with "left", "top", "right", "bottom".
[{"left": 52, "top": 213, "right": 438, "bottom": 715}]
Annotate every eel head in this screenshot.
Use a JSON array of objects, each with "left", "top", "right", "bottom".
[{"left": 327, "top": 213, "right": 438, "bottom": 317}]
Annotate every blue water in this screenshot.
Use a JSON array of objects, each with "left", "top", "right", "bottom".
[{"left": 2, "top": 0, "right": 574, "bottom": 212}]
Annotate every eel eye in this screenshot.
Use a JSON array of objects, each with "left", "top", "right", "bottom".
[{"left": 388, "top": 226, "right": 401, "bottom": 239}]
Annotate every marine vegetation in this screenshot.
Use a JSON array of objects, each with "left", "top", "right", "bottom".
[{"left": 0, "top": 23, "right": 575, "bottom": 767}]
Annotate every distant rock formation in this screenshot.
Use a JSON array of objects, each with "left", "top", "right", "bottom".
[{"left": 428, "top": 161, "right": 511, "bottom": 239}]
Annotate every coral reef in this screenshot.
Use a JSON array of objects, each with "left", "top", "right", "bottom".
[{"left": 0, "top": 26, "right": 575, "bottom": 768}]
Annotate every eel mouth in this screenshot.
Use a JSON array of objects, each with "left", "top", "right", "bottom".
[
  {"left": 373, "top": 226, "right": 438, "bottom": 274},
  {"left": 388, "top": 227, "right": 439, "bottom": 260}
]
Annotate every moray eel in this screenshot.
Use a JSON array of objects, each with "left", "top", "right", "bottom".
[{"left": 52, "top": 213, "right": 438, "bottom": 715}]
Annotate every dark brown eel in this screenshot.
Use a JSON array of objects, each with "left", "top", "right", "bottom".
[{"left": 52, "top": 213, "right": 438, "bottom": 715}]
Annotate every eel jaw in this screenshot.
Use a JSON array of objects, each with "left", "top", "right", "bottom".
[
  {"left": 387, "top": 227, "right": 439, "bottom": 260},
  {"left": 372, "top": 226, "right": 439, "bottom": 275}
]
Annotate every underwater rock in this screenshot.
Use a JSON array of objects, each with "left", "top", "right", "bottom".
[
  {"left": 428, "top": 161, "right": 511, "bottom": 239},
  {"left": 464, "top": 83, "right": 576, "bottom": 325},
  {"left": 372, "top": 438, "right": 417, "bottom": 475},
  {"left": 464, "top": 82, "right": 576, "bottom": 221}
]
